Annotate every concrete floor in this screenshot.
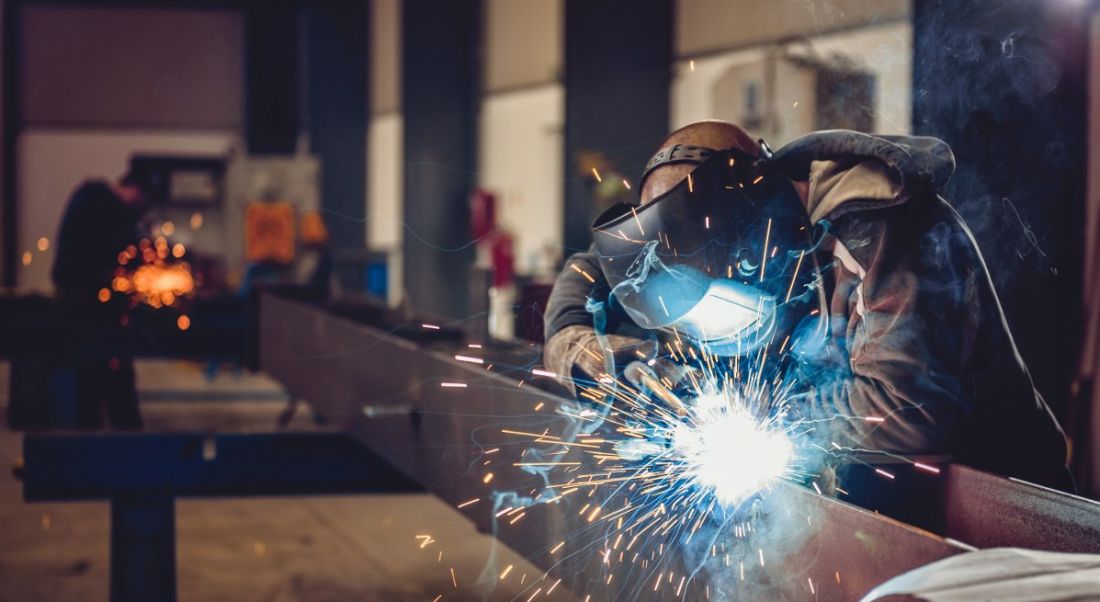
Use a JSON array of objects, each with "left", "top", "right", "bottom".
[{"left": 0, "top": 360, "right": 571, "bottom": 602}]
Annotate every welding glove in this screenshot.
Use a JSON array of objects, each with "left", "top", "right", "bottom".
[{"left": 543, "top": 325, "right": 657, "bottom": 396}]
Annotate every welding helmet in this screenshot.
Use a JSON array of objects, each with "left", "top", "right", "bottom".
[{"left": 591, "top": 145, "right": 816, "bottom": 357}]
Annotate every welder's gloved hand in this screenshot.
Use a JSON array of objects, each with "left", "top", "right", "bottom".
[{"left": 543, "top": 325, "right": 657, "bottom": 396}]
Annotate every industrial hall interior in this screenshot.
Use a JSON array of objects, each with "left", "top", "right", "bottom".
[{"left": 4, "top": 0, "right": 1100, "bottom": 600}]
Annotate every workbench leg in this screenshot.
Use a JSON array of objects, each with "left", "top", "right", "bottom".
[{"left": 110, "top": 497, "right": 176, "bottom": 602}]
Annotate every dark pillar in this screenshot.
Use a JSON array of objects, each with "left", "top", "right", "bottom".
[
  {"left": 110, "top": 497, "right": 176, "bottom": 602},
  {"left": 563, "top": 0, "right": 673, "bottom": 255},
  {"left": 2, "top": 0, "right": 21, "bottom": 287},
  {"left": 402, "top": 0, "right": 480, "bottom": 318},
  {"left": 305, "top": 0, "right": 368, "bottom": 250},
  {"left": 244, "top": 0, "right": 300, "bottom": 154},
  {"left": 912, "top": 1, "right": 1089, "bottom": 422}
]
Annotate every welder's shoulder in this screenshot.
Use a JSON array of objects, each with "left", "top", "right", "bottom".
[{"left": 61, "top": 180, "right": 118, "bottom": 222}]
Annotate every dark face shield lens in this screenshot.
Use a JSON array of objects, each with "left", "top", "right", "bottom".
[{"left": 591, "top": 148, "right": 813, "bottom": 355}]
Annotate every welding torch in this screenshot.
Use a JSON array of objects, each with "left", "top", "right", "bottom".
[{"left": 624, "top": 361, "right": 690, "bottom": 416}]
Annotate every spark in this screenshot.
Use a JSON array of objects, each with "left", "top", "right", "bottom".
[
  {"left": 500, "top": 564, "right": 514, "bottom": 579},
  {"left": 570, "top": 263, "right": 596, "bottom": 283},
  {"left": 631, "top": 206, "right": 645, "bottom": 235},
  {"left": 760, "top": 218, "right": 772, "bottom": 281},
  {"left": 914, "top": 462, "right": 941, "bottom": 474},
  {"left": 875, "top": 468, "right": 896, "bottom": 480},
  {"left": 454, "top": 355, "right": 483, "bottom": 364},
  {"left": 463, "top": 241, "right": 846, "bottom": 599},
  {"left": 422, "top": 323, "right": 441, "bottom": 330},
  {"left": 785, "top": 250, "right": 806, "bottom": 302},
  {"left": 592, "top": 168, "right": 602, "bottom": 182},
  {"left": 440, "top": 382, "right": 467, "bottom": 388},
  {"left": 456, "top": 498, "right": 479, "bottom": 508}
]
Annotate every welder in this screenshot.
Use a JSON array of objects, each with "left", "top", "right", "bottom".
[
  {"left": 544, "top": 121, "right": 1071, "bottom": 490},
  {"left": 52, "top": 170, "right": 153, "bottom": 430}
]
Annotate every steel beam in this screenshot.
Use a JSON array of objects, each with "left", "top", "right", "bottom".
[{"left": 259, "top": 293, "right": 976, "bottom": 600}]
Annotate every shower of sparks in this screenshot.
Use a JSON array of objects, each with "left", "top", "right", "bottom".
[
  {"left": 477, "top": 329, "right": 821, "bottom": 600},
  {"left": 109, "top": 238, "right": 195, "bottom": 309},
  {"left": 423, "top": 206, "right": 945, "bottom": 600}
]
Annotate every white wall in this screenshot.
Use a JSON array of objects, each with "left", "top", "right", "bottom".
[
  {"left": 367, "top": 114, "right": 404, "bottom": 304},
  {"left": 367, "top": 0, "right": 404, "bottom": 304},
  {"left": 17, "top": 129, "right": 238, "bottom": 292},
  {"left": 676, "top": 0, "right": 909, "bottom": 58},
  {"left": 672, "top": 21, "right": 912, "bottom": 143},
  {"left": 478, "top": 85, "right": 564, "bottom": 277}
]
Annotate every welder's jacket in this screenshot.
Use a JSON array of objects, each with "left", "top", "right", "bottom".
[
  {"left": 52, "top": 180, "right": 142, "bottom": 299},
  {"left": 544, "top": 130, "right": 1070, "bottom": 489}
]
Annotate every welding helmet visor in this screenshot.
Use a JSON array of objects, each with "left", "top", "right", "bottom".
[{"left": 592, "top": 148, "right": 815, "bottom": 356}]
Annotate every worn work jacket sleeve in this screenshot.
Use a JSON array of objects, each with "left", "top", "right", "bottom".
[
  {"left": 544, "top": 247, "right": 608, "bottom": 341},
  {"left": 800, "top": 198, "right": 976, "bottom": 454}
]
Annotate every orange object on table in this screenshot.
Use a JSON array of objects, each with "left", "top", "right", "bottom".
[{"left": 244, "top": 201, "right": 296, "bottom": 263}]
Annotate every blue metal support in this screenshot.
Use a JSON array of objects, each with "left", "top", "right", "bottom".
[
  {"left": 21, "top": 431, "right": 420, "bottom": 602},
  {"left": 111, "top": 497, "right": 176, "bottom": 602}
]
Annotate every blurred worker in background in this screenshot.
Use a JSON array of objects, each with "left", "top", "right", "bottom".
[
  {"left": 51, "top": 171, "right": 154, "bottom": 430},
  {"left": 544, "top": 121, "right": 1071, "bottom": 490}
]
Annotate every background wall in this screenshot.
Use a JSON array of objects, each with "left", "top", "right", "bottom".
[
  {"left": 478, "top": 0, "right": 563, "bottom": 279},
  {"left": 672, "top": 21, "right": 911, "bottom": 144},
  {"left": 676, "top": 0, "right": 909, "bottom": 58},
  {"left": 478, "top": 85, "right": 563, "bottom": 276},
  {"left": 21, "top": 6, "right": 242, "bottom": 129},
  {"left": 367, "top": 0, "right": 403, "bottom": 304},
  {"left": 13, "top": 5, "right": 243, "bottom": 292}
]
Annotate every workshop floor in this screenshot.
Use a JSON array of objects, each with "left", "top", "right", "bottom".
[{"left": 0, "top": 360, "right": 571, "bottom": 602}]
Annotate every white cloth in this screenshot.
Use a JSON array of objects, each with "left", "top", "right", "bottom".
[{"left": 861, "top": 548, "right": 1100, "bottom": 602}]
